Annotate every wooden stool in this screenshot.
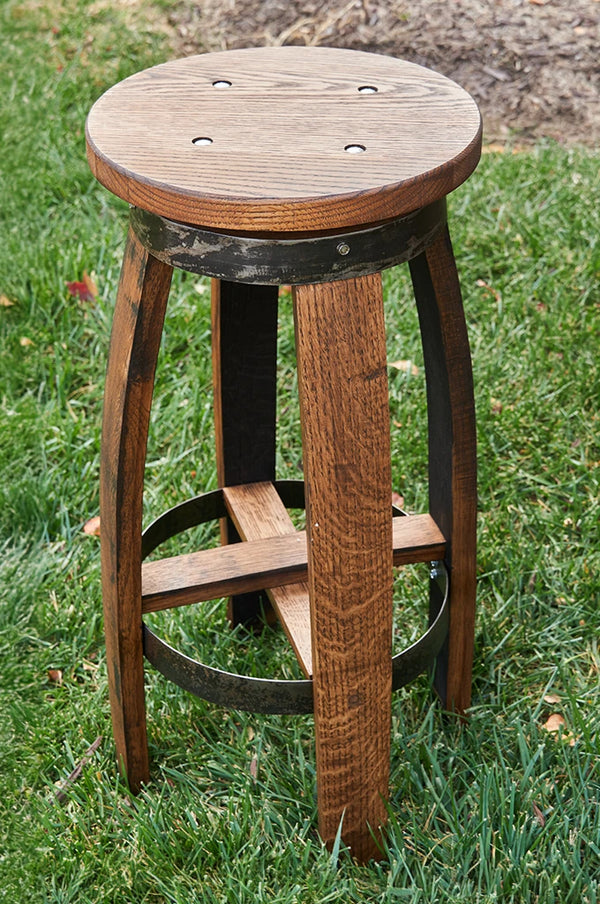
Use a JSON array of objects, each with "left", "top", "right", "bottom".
[{"left": 86, "top": 46, "right": 481, "bottom": 862}]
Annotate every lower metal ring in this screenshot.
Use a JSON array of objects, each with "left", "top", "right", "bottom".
[{"left": 142, "top": 481, "right": 449, "bottom": 715}]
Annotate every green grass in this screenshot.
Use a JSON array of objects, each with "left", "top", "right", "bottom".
[{"left": 1, "top": 2, "right": 599, "bottom": 901}]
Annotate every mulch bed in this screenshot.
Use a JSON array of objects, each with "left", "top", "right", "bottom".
[{"left": 169, "top": 0, "right": 600, "bottom": 145}]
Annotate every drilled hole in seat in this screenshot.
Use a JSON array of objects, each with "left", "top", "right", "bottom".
[
  {"left": 212, "top": 80, "right": 232, "bottom": 88},
  {"left": 358, "top": 85, "right": 378, "bottom": 94},
  {"left": 345, "top": 143, "right": 366, "bottom": 154},
  {"left": 192, "top": 137, "right": 213, "bottom": 146}
]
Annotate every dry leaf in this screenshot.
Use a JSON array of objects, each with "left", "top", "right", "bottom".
[
  {"left": 250, "top": 756, "right": 258, "bottom": 781},
  {"left": 0, "top": 294, "right": 14, "bottom": 307},
  {"left": 544, "top": 693, "right": 561, "bottom": 705},
  {"left": 83, "top": 515, "right": 101, "bottom": 536},
  {"left": 532, "top": 802, "right": 545, "bottom": 827},
  {"left": 476, "top": 279, "right": 502, "bottom": 303},
  {"left": 542, "top": 713, "right": 576, "bottom": 745},
  {"left": 543, "top": 713, "right": 566, "bottom": 733},
  {"left": 47, "top": 668, "right": 63, "bottom": 684},
  {"left": 491, "top": 397, "right": 503, "bottom": 414},
  {"left": 20, "top": 336, "right": 34, "bottom": 347},
  {"left": 389, "top": 359, "right": 419, "bottom": 376},
  {"left": 66, "top": 271, "right": 98, "bottom": 302}
]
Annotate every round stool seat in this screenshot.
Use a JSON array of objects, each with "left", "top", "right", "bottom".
[{"left": 86, "top": 46, "right": 481, "bottom": 233}]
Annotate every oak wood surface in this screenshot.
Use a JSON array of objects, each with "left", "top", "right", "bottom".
[
  {"left": 409, "top": 226, "right": 477, "bottom": 713},
  {"left": 100, "top": 227, "right": 173, "bottom": 791},
  {"left": 141, "top": 506, "right": 445, "bottom": 616},
  {"left": 223, "top": 482, "right": 313, "bottom": 677},
  {"left": 294, "top": 274, "right": 393, "bottom": 861},
  {"left": 86, "top": 46, "right": 481, "bottom": 233}
]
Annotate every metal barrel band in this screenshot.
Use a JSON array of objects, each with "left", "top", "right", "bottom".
[
  {"left": 141, "top": 480, "right": 306, "bottom": 559},
  {"left": 130, "top": 199, "right": 447, "bottom": 286},
  {"left": 141, "top": 482, "right": 449, "bottom": 715}
]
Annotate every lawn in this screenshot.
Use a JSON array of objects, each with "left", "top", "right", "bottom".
[{"left": 0, "top": 1, "right": 599, "bottom": 902}]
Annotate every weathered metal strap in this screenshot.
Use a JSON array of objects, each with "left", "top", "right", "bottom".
[
  {"left": 141, "top": 481, "right": 448, "bottom": 714},
  {"left": 142, "top": 480, "right": 306, "bottom": 558},
  {"left": 142, "top": 563, "right": 448, "bottom": 714},
  {"left": 130, "top": 200, "right": 447, "bottom": 286},
  {"left": 143, "top": 625, "right": 314, "bottom": 714}
]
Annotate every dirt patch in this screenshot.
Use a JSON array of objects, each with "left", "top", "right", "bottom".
[{"left": 169, "top": 0, "right": 600, "bottom": 146}]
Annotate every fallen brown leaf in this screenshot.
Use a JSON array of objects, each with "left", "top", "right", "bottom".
[
  {"left": 532, "top": 802, "right": 545, "bottom": 827},
  {"left": 83, "top": 516, "right": 101, "bottom": 537},
  {"left": 543, "top": 713, "right": 566, "bottom": 732},
  {"left": 47, "top": 668, "right": 63, "bottom": 684},
  {"left": 20, "top": 336, "right": 34, "bottom": 347},
  {"left": 543, "top": 693, "right": 561, "bottom": 705},
  {"left": 476, "top": 279, "right": 502, "bottom": 304},
  {"left": 542, "top": 713, "right": 576, "bottom": 745},
  {"left": 389, "top": 359, "right": 419, "bottom": 376},
  {"left": 0, "top": 294, "right": 14, "bottom": 307}
]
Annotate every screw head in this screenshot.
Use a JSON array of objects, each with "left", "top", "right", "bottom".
[{"left": 337, "top": 242, "right": 351, "bottom": 256}]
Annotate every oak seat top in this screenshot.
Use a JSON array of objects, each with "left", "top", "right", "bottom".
[{"left": 86, "top": 46, "right": 481, "bottom": 234}]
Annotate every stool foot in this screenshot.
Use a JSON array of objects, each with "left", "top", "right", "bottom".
[
  {"left": 294, "top": 274, "right": 393, "bottom": 862},
  {"left": 100, "top": 227, "right": 173, "bottom": 790},
  {"left": 212, "top": 279, "right": 279, "bottom": 628},
  {"left": 410, "top": 226, "right": 477, "bottom": 714}
]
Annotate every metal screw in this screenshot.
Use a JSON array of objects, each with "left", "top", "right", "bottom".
[
  {"left": 337, "top": 242, "right": 351, "bottom": 256},
  {"left": 430, "top": 561, "right": 444, "bottom": 580}
]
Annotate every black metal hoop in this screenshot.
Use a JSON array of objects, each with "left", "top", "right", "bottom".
[
  {"left": 130, "top": 199, "right": 447, "bottom": 286},
  {"left": 141, "top": 481, "right": 449, "bottom": 715}
]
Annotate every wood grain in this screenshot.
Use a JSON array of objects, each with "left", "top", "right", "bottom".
[
  {"left": 294, "top": 274, "right": 393, "bottom": 861},
  {"left": 100, "top": 226, "right": 173, "bottom": 791},
  {"left": 223, "top": 482, "right": 313, "bottom": 677},
  {"left": 141, "top": 508, "right": 445, "bottom": 616},
  {"left": 409, "top": 226, "right": 477, "bottom": 713},
  {"left": 86, "top": 46, "right": 481, "bottom": 232}
]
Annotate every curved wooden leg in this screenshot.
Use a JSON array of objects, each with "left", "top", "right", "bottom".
[
  {"left": 211, "top": 279, "right": 279, "bottom": 627},
  {"left": 101, "top": 226, "right": 173, "bottom": 791},
  {"left": 294, "top": 274, "right": 393, "bottom": 863},
  {"left": 409, "top": 225, "right": 477, "bottom": 714}
]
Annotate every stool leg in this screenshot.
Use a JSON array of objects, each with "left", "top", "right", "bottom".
[
  {"left": 211, "top": 280, "right": 279, "bottom": 627},
  {"left": 293, "top": 274, "right": 393, "bottom": 862},
  {"left": 101, "top": 226, "right": 172, "bottom": 791},
  {"left": 409, "top": 225, "right": 477, "bottom": 714}
]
